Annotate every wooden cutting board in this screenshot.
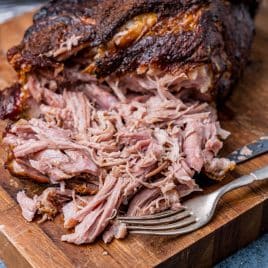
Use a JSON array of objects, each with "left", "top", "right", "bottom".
[{"left": 0, "top": 5, "right": 268, "bottom": 268}]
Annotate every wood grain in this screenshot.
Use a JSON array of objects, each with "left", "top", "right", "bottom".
[{"left": 0, "top": 6, "right": 267, "bottom": 268}]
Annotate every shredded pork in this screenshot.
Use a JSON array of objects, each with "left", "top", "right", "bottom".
[
  {"left": 4, "top": 74, "right": 235, "bottom": 244},
  {"left": 17, "top": 188, "right": 72, "bottom": 222}
]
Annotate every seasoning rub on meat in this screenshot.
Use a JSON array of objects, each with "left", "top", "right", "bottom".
[{"left": 0, "top": 0, "right": 258, "bottom": 244}]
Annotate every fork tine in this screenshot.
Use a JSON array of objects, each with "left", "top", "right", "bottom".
[
  {"left": 127, "top": 215, "right": 197, "bottom": 231},
  {"left": 117, "top": 208, "right": 184, "bottom": 220},
  {"left": 129, "top": 221, "right": 199, "bottom": 236},
  {"left": 119, "top": 210, "right": 192, "bottom": 225}
]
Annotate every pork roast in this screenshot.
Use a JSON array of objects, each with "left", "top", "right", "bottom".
[
  {"left": 1, "top": 0, "right": 258, "bottom": 119},
  {"left": 0, "top": 0, "right": 258, "bottom": 244}
]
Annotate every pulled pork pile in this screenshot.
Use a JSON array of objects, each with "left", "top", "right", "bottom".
[
  {"left": 0, "top": 0, "right": 259, "bottom": 244},
  {"left": 0, "top": 0, "right": 258, "bottom": 246},
  {"left": 3, "top": 78, "right": 234, "bottom": 244}
]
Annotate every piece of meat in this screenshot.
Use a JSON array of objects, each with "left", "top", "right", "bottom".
[
  {"left": 0, "top": 0, "right": 258, "bottom": 123},
  {"left": 63, "top": 174, "right": 118, "bottom": 229},
  {"left": 127, "top": 188, "right": 161, "bottom": 216},
  {"left": 102, "top": 222, "right": 128, "bottom": 243},
  {"left": 83, "top": 84, "right": 118, "bottom": 109},
  {"left": 62, "top": 177, "right": 125, "bottom": 244},
  {"left": 66, "top": 180, "right": 99, "bottom": 195},
  {"left": 4, "top": 119, "right": 99, "bottom": 182},
  {"left": 17, "top": 191, "right": 38, "bottom": 222},
  {"left": 204, "top": 158, "right": 236, "bottom": 180},
  {"left": 17, "top": 188, "right": 73, "bottom": 222},
  {"left": 1, "top": 0, "right": 256, "bottom": 117},
  {"left": 37, "top": 188, "right": 73, "bottom": 222},
  {"left": 8, "top": 159, "right": 50, "bottom": 183},
  {"left": 0, "top": 83, "right": 23, "bottom": 120}
]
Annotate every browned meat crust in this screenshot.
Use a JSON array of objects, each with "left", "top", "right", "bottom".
[
  {"left": 94, "top": 1, "right": 255, "bottom": 97},
  {"left": 8, "top": 0, "right": 204, "bottom": 71},
  {"left": 0, "top": 83, "right": 22, "bottom": 119},
  {"left": 1, "top": 0, "right": 258, "bottom": 121},
  {"left": 7, "top": 1, "right": 257, "bottom": 95}
]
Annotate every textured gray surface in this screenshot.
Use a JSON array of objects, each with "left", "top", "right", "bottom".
[
  {"left": 0, "top": 1, "right": 44, "bottom": 24},
  {"left": 0, "top": 5, "right": 37, "bottom": 23},
  {"left": 215, "top": 234, "right": 268, "bottom": 268}
]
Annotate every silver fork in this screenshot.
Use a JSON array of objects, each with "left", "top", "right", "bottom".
[
  {"left": 118, "top": 166, "right": 268, "bottom": 236},
  {"left": 117, "top": 137, "right": 268, "bottom": 236}
]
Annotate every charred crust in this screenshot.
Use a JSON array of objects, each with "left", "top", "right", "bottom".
[
  {"left": 5, "top": 0, "right": 258, "bottom": 101},
  {"left": 0, "top": 83, "right": 22, "bottom": 120},
  {"left": 5, "top": 0, "right": 223, "bottom": 70},
  {"left": 92, "top": 0, "right": 206, "bottom": 44}
]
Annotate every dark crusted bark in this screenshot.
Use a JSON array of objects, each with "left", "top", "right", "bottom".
[
  {"left": 1, "top": 0, "right": 258, "bottom": 120},
  {"left": 0, "top": 83, "right": 22, "bottom": 120},
  {"left": 7, "top": 0, "right": 257, "bottom": 76}
]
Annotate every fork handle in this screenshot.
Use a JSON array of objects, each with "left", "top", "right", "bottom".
[{"left": 218, "top": 166, "right": 268, "bottom": 196}]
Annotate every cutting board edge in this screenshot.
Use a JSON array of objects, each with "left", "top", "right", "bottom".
[
  {"left": 0, "top": 184, "right": 267, "bottom": 268},
  {"left": 0, "top": 185, "right": 74, "bottom": 268},
  {"left": 156, "top": 198, "right": 268, "bottom": 268}
]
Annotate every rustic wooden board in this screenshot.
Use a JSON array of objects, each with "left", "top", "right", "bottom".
[{"left": 0, "top": 5, "right": 268, "bottom": 268}]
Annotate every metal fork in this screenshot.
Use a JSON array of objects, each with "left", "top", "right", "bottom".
[{"left": 117, "top": 137, "right": 268, "bottom": 236}]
